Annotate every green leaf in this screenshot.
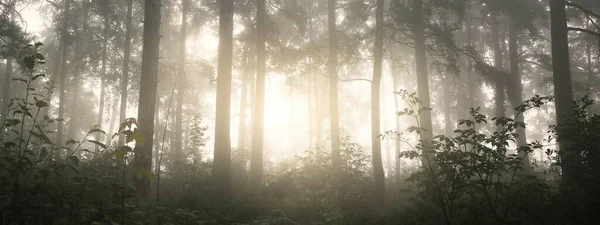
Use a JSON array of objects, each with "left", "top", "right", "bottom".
[
  {"left": 87, "top": 140, "right": 107, "bottom": 149},
  {"left": 5, "top": 118, "right": 20, "bottom": 127},
  {"left": 35, "top": 100, "right": 49, "bottom": 108},
  {"left": 23, "top": 56, "right": 35, "bottom": 70},
  {"left": 88, "top": 128, "right": 106, "bottom": 135},
  {"left": 35, "top": 53, "right": 45, "bottom": 60},
  {"left": 66, "top": 139, "right": 78, "bottom": 145}
]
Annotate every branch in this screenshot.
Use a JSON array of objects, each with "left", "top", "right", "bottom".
[
  {"left": 318, "top": 73, "right": 372, "bottom": 83},
  {"left": 566, "top": 2, "right": 600, "bottom": 20},
  {"left": 567, "top": 27, "right": 600, "bottom": 38}
]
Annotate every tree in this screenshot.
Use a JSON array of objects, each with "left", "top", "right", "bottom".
[
  {"left": 328, "top": 0, "right": 342, "bottom": 172},
  {"left": 55, "top": 0, "right": 71, "bottom": 158},
  {"left": 68, "top": 0, "right": 91, "bottom": 142},
  {"left": 507, "top": 16, "right": 529, "bottom": 168},
  {"left": 132, "top": 0, "right": 161, "bottom": 197},
  {"left": 173, "top": 0, "right": 189, "bottom": 164},
  {"left": 371, "top": 0, "right": 385, "bottom": 206},
  {"left": 411, "top": 0, "right": 434, "bottom": 158},
  {"left": 96, "top": 3, "right": 110, "bottom": 150},
  {"left": 118, "top": 0, "right": 133, "bottom": 147},
  {"left": 213, "top": 0, "right": 234, "bottom": 196},
  {"left": 490, "top": 12, "right": 505, "bottom": 120},
  {"left": 549, "top": 0, "right": 574, "bottom": 179},
  {"left": 251, "top": 0, "right": 266, "bottom": 190}
]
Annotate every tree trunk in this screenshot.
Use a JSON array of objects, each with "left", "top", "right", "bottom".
[
  {"left": 443, "top": 74, "right": 452, "bottom": 136},
  {"left": 1, "top": 2, "right": 15, "bottom": 115},
  {"left": 491, "top": 14, "right": 505, "bottom": 120},
  {"left": 213, "top": 0, "right": 234, "bottom": 197},
  {"left": 507, "top": 19, "right": 530, "bottom": 169},
  {"left": 328, "top": 0, "right": 342, "bottom": 171},
  {"left": 132, "top": 0, "right": 161, "bottom": 197},
  {"left": 549, "top": 0, "right": 574, "bottom": 180},
  {"left": 391, "top": 62, "right": 402, "bottom": 181},
  {"left": 174, "top": 0, "right": 188, "bottom": 164},
  {"left": 118, "top": 0, "right": 133, "bottom": 146},
  {"left": 69, "top": 0, "right": 90, "bottom": 142},
  {"left": 96, "top": 15, "right": 109, "bottom": 151},
  {"left": 412, "top": 0, "right": 434, "bottom": 163},
  {"left": 371, "top": 0, "right": 385, "bottom": 206},
  {"left": 251, "top": 0, "right": 266, "bottom": 190},
  {"left": 238, "top": 48, "right": 249, "bottom": 152},
  {"left": 55, "top": 0, "right": 70, "bottom": 160}
]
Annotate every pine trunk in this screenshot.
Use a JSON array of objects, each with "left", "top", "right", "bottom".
[
  {"left": 214, "top": 0, "right": 234, "bottom": 197},
  {"left": 174, "top": 0, "right": 188, "bottom": 164},
  {"left": 251, "top": 0, "right": 267, "bottom": 190},
  {"left": 328, "top": 0, "right": 341, "bottom": 171},
  {"left": 132, "top": 0, "right": 161, "bottom": 197},
  {"left": 118, "top": 0, "right": 133, "bottom": 146},
  {"left": 371, "top": 0, "right": 385, "bottom": 206}
]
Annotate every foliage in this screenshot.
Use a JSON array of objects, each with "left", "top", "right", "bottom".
[{"left": 391, "top": 90, "right": 558, "bottom": 225}]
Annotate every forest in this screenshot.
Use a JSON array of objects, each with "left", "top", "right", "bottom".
[{"left": 1, "top": 0, "right": 600, "bottom": 224}]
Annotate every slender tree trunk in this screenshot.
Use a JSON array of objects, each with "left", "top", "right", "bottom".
[
  {"left": 174, "top": 0, "right": 189, "bottom": 164},
  {"left": 238, "top": 49, "right": 249, "bottom": 152},
  {"left": 107, "top": 96, "right": 118, "bottom": 146},
  {"left": 133, "top": 0, "right": 161, "bottom": 197},
  {"left": 391, "top": 62, "right": 402, "bottom": 181},
  {"left": 69, "top": 0, "right": 90, "bottom": 142},
  {"left": 1, "top": 3, "right": 15, "bottom": 114},
  {"left": 412, "top": 0, "right": 434, "bottom": 159},
  {"left": 251, "top": 0, "right": 267, "bottom": 190},
  {"left": 328, "top": 0, "right": 342, "bottom": 171},
  {"left": 507, "top": 19, "right": 530, "bottom": 168},
  {"left": 491, "top": 14, "right": 505, "bottom": 119},
  {"left": 2, "top": 57, "right": 12, "bottom": 114},
  {"left": 443, "top": 74, "right": 452, "bottom": 136},
  {"left": 549, "top": 0, "right": 574, "bottom": 180},
  {"left": 214, "top": 0, "right": 234, "bottom": 197},
  {"left": 96, "top": 15, "right": 109, "bottom": 151},
  {"left": 371, "top": 0, "right": 385, "bottom": 206},
  {"left": 55, "top": 0, "right": 70, "bottom": 160},
  {"left": 118, "top": 0, "right": 133, "bottom": 146}
]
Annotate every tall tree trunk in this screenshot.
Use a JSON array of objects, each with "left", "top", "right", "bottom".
[
  {"left": 174, "top": 0, "right": 188, "bottom": 164},
  {"left": 371, "top": 0, "right": 385, "bottom": 206},
  {"left": 391, "top": 62, "right": 402, "bottom": 181},
  {"left": 507, "top": 19, "right": 530, "bottom": 169},
  {"left": 214, "top": 0, "right": 234, "bottom": 197},
  {"left": 412, "top": 0, "right": 434, "bottom": 162},
  {"left": 238, "top": 48, "right": 249, "bottom": 152},
  {"left": 443, "top": 74, "right": 452, "bottom": 136},
  {"left": 96, "top": 15, "right": 109, "bottom": 151},
  {"left": 491, "top": 14, "right": 505, "bottom": 119},
  {"left": 549, "top": 0, "right": 574, "bottom": 181},
  {"left": 107, "top": 96, "right": 118, "bottom": 146},
  {"left": 118, "top": 0, "right": 133, "bottom": 146},
  {"left": 328, "top": 0, "right": 342, "bottom": 171},
  {"left": 132, "top": 0, "right": 161, "bottom": 197},
  {"left": 69, "top": 0, "right": 90, "bottom": 142},
  {"left": 1, "top": 3, "right": 15, "bottom": 115},
  {"left": 55, "top": 0, "right": 70, "bottom": 160},
  {"left": 251, "top": 0, "right": 266, "bottom": 190}
]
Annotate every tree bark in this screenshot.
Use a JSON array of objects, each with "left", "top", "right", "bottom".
[
  {"left": 371, "top": 0, "right": 385, "bottom": 206},
  {"left": 56, "top": 0, "right": 70, "bottom": 159},
  {"left": 328, "top": 0, "right": 342, "bottom": 172},
  {"left": 412, "top": 0, "right": 434, "bottom": 163},
  {"left": 507, "top": 19, "right": 530, "bottom": 169},
  {"left": 118, "top": 0, "right": 133, "bottom": 146},
  {"left": 132, "top": 0, "right": 161, "bottom": 197},
  {"left": 69, "top": 0, "right": 90, "bottom": 142},
  {"left": 391, "top": 62, "right": 402, "bottom": 182},
  {"left": 491, "top": 13, "right": 505, "bottom": 120},
  {"left": 213, "top": 0, "right": 234, "bottom": 197},
  {"left": 96, "top": 14, "right": 109, "bottom": 151},
  {"left": 549, "top": 0, "right": 574, "bottom": 180},
  {"left": 238, "top": 48, "right": 249, "bottom": 152},
  {"left": 251, "top": 0, "right": 267, "bottom": 191},
  {"left": 174, "top": 0, "right": 189, "bottom": 164}
]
